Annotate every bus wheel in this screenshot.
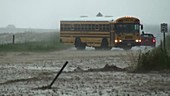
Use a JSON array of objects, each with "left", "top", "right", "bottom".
[
  {"left": 101, "top": 38, "right": 109, "bottom": 50},
  {"left": 75, "top": 38, "right": 86, "bottom": 50}
]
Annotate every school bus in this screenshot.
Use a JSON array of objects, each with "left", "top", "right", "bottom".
[
  {"left": 60, "top": 16, "right": 143, "bottom": 50},
  {"left": 112, "top": 16, "right": 143, "bottom": 49}
]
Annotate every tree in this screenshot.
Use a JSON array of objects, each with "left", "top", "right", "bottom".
[{"left": 6, "top": 24, "right": 16, "bottom": 29}]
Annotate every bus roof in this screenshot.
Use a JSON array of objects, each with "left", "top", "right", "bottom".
[
  {"left": 115, "top": 16, "right": 139, "bottom": 21},
  {"left": 61, "top": 17, "right": 114, "bottom": 22}
]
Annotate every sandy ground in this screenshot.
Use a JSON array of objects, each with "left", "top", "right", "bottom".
[{"left": 0, "top": 47, "right": 170, "bottom": 96}]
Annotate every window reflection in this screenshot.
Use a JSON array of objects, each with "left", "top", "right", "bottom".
[{"left": 115, "top": 23, "right": 139, "bottom": 32}]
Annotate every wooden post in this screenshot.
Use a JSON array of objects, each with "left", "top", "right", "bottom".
[
  {"left": 48, "top": 61, "right": 68, "bottom": 88},
  {"left": 13, "top": 34, "right": 15, "bottom": 44}
]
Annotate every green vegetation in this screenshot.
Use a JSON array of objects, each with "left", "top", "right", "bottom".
[
  {"left": 0, "top": 32, "right": 71, "bottom": 52},
  {"left": 166, "top": 35, "right": 170, "bottom": 51},
  {"left": 0, "top": 41, "right": 70, "bottom": 52},
  {"left": 134, "top": 35, "right": 170, "bottom": 72}
]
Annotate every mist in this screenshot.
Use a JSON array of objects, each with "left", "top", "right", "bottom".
[{"left": 0, "top": 0, "right": 170, "bottom": 29}]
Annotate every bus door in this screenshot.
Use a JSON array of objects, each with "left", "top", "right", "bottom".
[
  {"left": 110, "top": 32, "right": 115, "bottom": 47},
  {"left": 110, "top": 24, "right": 115, "bottom": 47}
]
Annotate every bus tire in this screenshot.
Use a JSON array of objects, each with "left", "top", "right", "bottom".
[
  {"left": 101, "top": 38, "right": 109, "bottom": 50},
  {"left": 75, "top": 38, "right": 86, "bottom": 50}
]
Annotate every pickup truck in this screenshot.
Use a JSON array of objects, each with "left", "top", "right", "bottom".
[{"left": 140, "top": 33, "right": 156, "bottom": 47}]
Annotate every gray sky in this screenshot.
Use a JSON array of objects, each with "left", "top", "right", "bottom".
[{"left": 0, "top": 0, "right": 170, "bottom": 29}]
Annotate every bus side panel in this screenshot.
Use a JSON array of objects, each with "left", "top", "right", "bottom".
[
  {"left": 60, "top": 31, "right": 111, "bottom": 47},
  {"left": 60, "top": 37, "right": 75, "bottom": 45},
  {"left": 81, "top": 37, "right": 102, "bottom": 47}
]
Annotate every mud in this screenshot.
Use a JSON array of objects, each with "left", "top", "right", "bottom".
[{"left": 0, "top": 48, "right": 170, "bottom": 96}]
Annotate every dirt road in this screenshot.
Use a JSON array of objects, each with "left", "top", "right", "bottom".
[{"left": 0, "top": 47, "right": 170, "bottom": 96}]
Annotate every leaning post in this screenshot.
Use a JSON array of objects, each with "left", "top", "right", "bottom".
[{"left": 48, "top": 61, "right": 68, "bottom": 88}]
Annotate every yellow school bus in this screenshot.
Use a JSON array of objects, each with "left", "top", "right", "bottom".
[
  {"left": 60, "top": 16, "right": 143, "bottom": 50},
  {"left": 112, "top": 16, "right": 142, "bottom": 49}
]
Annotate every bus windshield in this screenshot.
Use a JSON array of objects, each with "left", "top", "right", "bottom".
[{"left": 115, "top": 23, "right": 140, "bottom": 32}]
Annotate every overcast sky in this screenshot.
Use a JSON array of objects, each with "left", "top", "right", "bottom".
[{"left": 0, "top": 0, "right": 170, "bottom": 29}]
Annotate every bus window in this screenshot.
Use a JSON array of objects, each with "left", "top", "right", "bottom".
[
  {"left": 91, "top": 24, "right": 95, "bottom": 30},
  {"left": 89, "top": 24, "right": 92, "bottom": 31},
  {"left": 135, "top": 24, "right": 139, "bottom": 30},
  {"left": 115, "top": 24, "right": 140, "bottom": 32},
  {"left": 61, "top": 24, "right": 64, "bottom": 31},
  {"left": 111, "top": 24, "right": 115, "bottom": 30},
  {"left": 77, "top": 24, "right": 81, "bottom": 31},
  {"left": 70, "top": 24, "right": 74, "bottom": 31},
  {"left": 96, "top": 24, "right": 99, "bottom": 30},
  {"left": 99, "top": 24, "right": 102, "bottom": 31}
]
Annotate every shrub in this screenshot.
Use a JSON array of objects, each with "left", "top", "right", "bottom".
[
  {"left": 166, "top": 35, "right": 170, "bottom": 51},
  {"left": 131, "top": 34, "right": 170, "bottom": 72},
  {"left": 133, "top": 45, "right": 170, "bottom": 72}
]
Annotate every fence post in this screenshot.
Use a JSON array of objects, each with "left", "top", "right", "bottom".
[{"left": 12, "top": 34, "right": 15, "bottom": 44}]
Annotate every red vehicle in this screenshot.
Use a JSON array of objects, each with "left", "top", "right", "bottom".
[{"left": 140, "top": 33, "right": 156, "bottom": 47}]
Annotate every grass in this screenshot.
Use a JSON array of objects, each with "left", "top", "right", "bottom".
[
  {"left": 0, "top": 32, "right": 71, "bottom": 52},
  {"left": 135, "top": 46, "right": 170, "bottom": 72},
  {"left": 133, "top": 35, "right": 170, "bottom": 72},
  {"left": 166, "top": 35, "right": 170, "bottom": 51},
  {"left": 0, "top": 41, "right": 70, "bottom": 52}
]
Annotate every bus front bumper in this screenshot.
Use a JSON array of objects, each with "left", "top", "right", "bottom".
[{"left": 114, "top": 40, "right": 141, "bottom": 47}]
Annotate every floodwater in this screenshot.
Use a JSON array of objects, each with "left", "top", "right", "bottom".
[{"left": 0, "top": 48, "right": 169, "bottom": 96}]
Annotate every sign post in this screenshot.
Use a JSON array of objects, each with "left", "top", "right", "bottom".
[{"left": 161, "top": 23, "right": 168, "bottom": 50}]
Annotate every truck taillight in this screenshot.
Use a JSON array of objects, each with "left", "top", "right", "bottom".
[{"left": 152, "top": 39, "right": 156, "bottom": 43}]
